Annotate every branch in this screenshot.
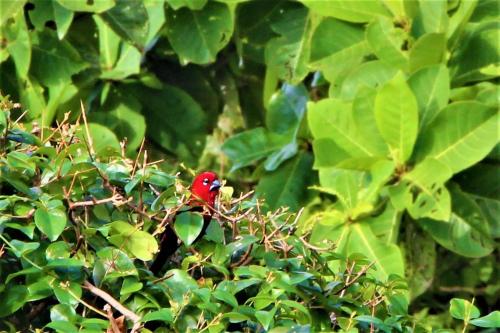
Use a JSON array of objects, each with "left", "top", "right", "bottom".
[{"left": 83, "top": 281, "right": 140, "bottom": 324}]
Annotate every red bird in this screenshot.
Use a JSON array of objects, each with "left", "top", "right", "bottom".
[{"left": 150, "top": 171, "right": 221, "bottom": 274}]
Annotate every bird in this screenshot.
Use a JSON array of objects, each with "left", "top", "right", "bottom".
[{"left": 149, "top": 171, "right": 221, "bottom": 275}]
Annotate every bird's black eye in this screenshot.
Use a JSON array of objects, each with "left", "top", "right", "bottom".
[{"left": 203, "top": 178, "right": 209, "bottom": 186}]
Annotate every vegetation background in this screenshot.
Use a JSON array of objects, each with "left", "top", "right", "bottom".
[{"left": 0, "top": 0, "right": 499, "bottom": 332}]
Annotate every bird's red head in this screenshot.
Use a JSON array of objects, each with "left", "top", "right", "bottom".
[{"left": 190, "top": 171, "right": 221, "bottom": 207}]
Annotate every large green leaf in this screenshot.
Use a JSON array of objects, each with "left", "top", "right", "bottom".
[
  {"left": 470, "top": 311, "right": 500, "bottom": 328},
  {"left": 264, "top": 84, "right": 308, "bottom": 170},
  {"left": 3, "top": 11, "right": 31, "bottom": 79},
  {"left": 409, "top": 33, "right": 446, "bottom": 73},
  {"left": 30, "top": 30, "right": 86, "bottom": 87},
  {"left": 351, "top": 87, "right": 389, "bottom": 156},
  {"left": 79, "top": 123, "right": 121, "bottom": 157},
  {"left": 450, "top": 21, "right": 500, "bottom": 85},
  {"left": 374, "top": 72, "right": 418, "bottom": 163},
  {"left": 300, "top": 0, "right": 391, "bottom": 23},
  {"left": 419, "top": 186, "right": 494, "bottom": 258},
  {"left": 456, "top": 163, "right": 500, "bottom": 238},
  {"left": 222, "top": 128, "right": 287, "bottom": 172},
  {"left": 256, "top": 152, "right": 314, "bottom": 211},
  {"left": 348, "top": 223, "right": 405, "bottom": 281},
  {"left": 174, "top": 211, "right": 204, "bottom": 246},
  {"left": 28, "top": 0, "right": 73, "bottom": 39},
  {"left": 408, "top": 64, "right": 450, "bottom": 131},
  {"left": 100, "top": 0, "right": 149, "bottom": 48},
  {"left": 89, "top": 100, "right": 145, "bottom": 153},
  {"left": 411, "top": 0, "right": 448, "bottom": 37},
  {"left": 166, "top": 1, "right": 233, "bottom": 64},
  {"left": 366, "top": 17, "right": 408, "bottom": 70},
  {"left": 124, "top": 83, "right": 207, "bottom": 164},
  {"left": 310, "top": 17, "right": 365, "bottom": 63},
  {"left": 0, "top": 0, "right": 27, "bottom": 26},
  {"left": 308, "top": 98, "right": 375, "bottom": 157},
  {"left": 340, "top": 60, "right": 397, "bottom": 101},
  {"left": 389, "top": 158, "right": 452, "bottom": 221},
  {"left": 34, "top": 207, "right": 67, "bottom": 241},
  {"left": 265, "top": 6, "right": 316, "bottom": 84},
  {"left": 416, "top": 101, "right": 498, "bottom": 174}
]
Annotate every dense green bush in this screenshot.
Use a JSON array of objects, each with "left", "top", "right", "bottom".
[{"left": 1, "top": 0, "right": 499, "bottom": 331}]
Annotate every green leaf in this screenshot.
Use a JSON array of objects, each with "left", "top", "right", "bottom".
[
  {"left": 0, "top": 285, "right": 28, "bottom": 317},
  {"left": 80, "top": 123, "right": 121, "bottom": 157},
  {"left": 300, "top": 0, "right": 391, "bottom": 23},
  {"left": 53, "top": 281, "right": 82, "bottom": 306},
  {"left": 366, "top": 17, "right": 408, "bottom": 70},
  {"left": 94, "top": 247, "right": 137, "bottom": 285},
  {"left": 3, "top": 10, "right": 31, "bottom": 79},
  {"left": 401, "top": 158, "right": 452, "bottom": 220},
  {"left": 142, "top": 309, "right": 174, "bottom": 323},
  {"left": 205, "top": 220, "right": 224, "bottom": 243},
  {"left": 403, "top": 223, "right": 435, "bottom": 300},
  {"left": 256, "top": 152, "right": 314, "bottom": 211},
  {"left": 310, "top": 17, "right": 365, "bottom": 63},
  {"left": 120, "top": 277, "right": 143, "bottom": 295},
  {"left": 264, "top": 84, "right": 308, "bottom": 170},
  {"left": 28, "top": 0, "right": 73, "bottom": 39},
  {"left": 340, "top": 60, "right": 397, "bottom": 101},
  {"left": 255, "top": 308, "right": 276, "bottom": 330},
  {"left": 450, "top": 21, "right": 500, "bottom": 85},
  {"left": 0, "top": 0, "right": 26, "bottom": 26},
  {"left": 351, "top": 87, "right": 389, "bottom": 156},
  {"left": 124, "top": 83, "right": 207, "bottom": 164},
  {"left": 50, "top": 304, "right": 78, "bottom": 323},
  {"left": 419, "top": 185, "right": 494, "bottom": 258},
  {"left": 374, "top": 72, "right": 418, "bottom": 163},
  {"left": 412, "top": 0, "right": 448, "bottom": 37},
  {"left": 409, "top": 33, "right": 446, "bottom": 73},
  {"left": 89, "top": 102, "right": 145, "bottom": 153},
  {"left": 222, "top": 127, "right": 287, "bottom": 172},
  {"left": 308, "top": 98, "right": 375, "bottom": 157},
  {"left": 100, "top": 0, "right": 149, "bottom": 48},
  {"left": 30, "top": 29, "right": 86, "bottom": 88},
  {"left": 163, "top": 269, "right": 198, "bottom": 303},
  {"left": 416, "top": 101, "right": 498, "bottom": 174},
  {"left": 35, "top": 207, "right": 67, "bottom": 241},
  {"left": 213, "top": 289, "right": 238, "bottom": 308},
  {"left": 408, "top": 64, "right": 450, "bottom": 131},
  {"left": 56, "top": 0, "right": 116, "bottom": 13},
  {"left": 166, "top": 0, "right": 207, "bottom": 10},
  {"left": 174, "top": 211, "right": 204, "bottom": 246},
  {"left": 470, "top": 311, "right": 500, "bottom": 328},
  {"left": 449, "top": 298, "right": 480, "bottom": 320},
  {"left": 166, "top": 1, "right": 233, "bottom": 64},
  {"left": 9, "top": 240, "right": 40, "bottom": 258},
  {"left": 265, "top": 7, "right": 316, "bottom": 84},
  {"left": 108, "top": 221, "right": 159, "bottom": 261}
]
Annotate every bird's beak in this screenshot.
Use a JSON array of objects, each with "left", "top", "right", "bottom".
[{"left": 210, "top": 179, "right": 221, "bottom": 192}]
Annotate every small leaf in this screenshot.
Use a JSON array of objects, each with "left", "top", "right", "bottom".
[
  {"left": 142, "top": 309, "right": 174, "bottom": 323},
  {"left": 174, "top": 212, "right": 204, "bottom": 246},
  {"left": 470, "top": 311, "right": 500, "bottom": 328},
  {"left": 450, "top": 298, "right": 480, "bottom": 320},
  {"left": 0, "top": 285, "right": 28, "bottom": 317},
  {"left": 35, "top": 207, "right": 67, "bottom": 241}
]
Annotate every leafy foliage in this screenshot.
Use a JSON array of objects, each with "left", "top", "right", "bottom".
[{"left": 1, "top": 0, "right": 499, "bottom": 331}]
